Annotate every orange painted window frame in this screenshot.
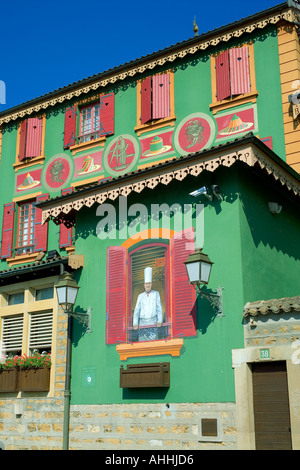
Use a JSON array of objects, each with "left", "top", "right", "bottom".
[
  {"left": 14, "top": 115, "right": 46, "bottom": 171},
  {"left": 134, "top": 69, "right": 176, "bottom": 136},
  {"left": 210, "top": 43, "right": 258, "bottom": 114}
]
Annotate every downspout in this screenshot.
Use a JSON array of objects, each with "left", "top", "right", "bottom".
[{"left": 62, "top": 313, "right": 72, "bottom": 450}]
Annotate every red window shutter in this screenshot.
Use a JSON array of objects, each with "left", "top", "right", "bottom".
[
  {"left": 59, "top": 188, "right": 74, "bottom": 248},
  {"left": 34, "top": 194, "right": 49, "bottom": 252},
  {"left": 1, "top": 202, "right": 15, "bottom": 259},
  {"left": 229, "top": 46, "right": 250, "bottom": 96},
  {"left": 216, "top": 50, "right": 231, "bottom": 101},
  {"left": 106, "top": 246, "right": 127, "bottom": 344},
  {"left": 140, "top": 76, "right": 152, "bottom": 124},
  {"left": 64, "top": 106, "right": 77, "bottom": 149},
  {"left": 18, "top": 120, "right": 28, "bottom": 161},
  {"left": 152, "top": 73, "right": 170, "bottom": 119},
  {"left": 25, "top": 117, "right": 43, "bottom": 158},
  {"left": 100, "top": 93, "right": 114, "bottom": 136},
  {"left": 170, "top": 228, "right": 196, "bottom": 338}
]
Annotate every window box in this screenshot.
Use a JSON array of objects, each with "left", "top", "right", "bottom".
[
  {"left": 120, "top": 362, "right": 170, "bottom": 388},
  {"left": 0, "top": 368, "right": 19, "bottom": 392},
  {"left": 20, "top": 366, "right": 50, "bottom": 392}
]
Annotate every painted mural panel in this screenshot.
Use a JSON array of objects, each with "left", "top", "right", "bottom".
[{"left": 16, "top": 169, "right": 42, "bottom": 193}]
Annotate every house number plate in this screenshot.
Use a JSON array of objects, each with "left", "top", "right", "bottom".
[{"left": 260, "top": 348, "right": 270, "bottom": 359}]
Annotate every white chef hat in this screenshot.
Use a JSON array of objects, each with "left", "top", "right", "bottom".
[{"left": 144, "top": 267, "right": 152, "bottom": 283}]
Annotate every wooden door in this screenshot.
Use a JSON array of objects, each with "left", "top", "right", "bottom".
[{"left": 252, "top": 361, "right": 292, "bottom": 450}]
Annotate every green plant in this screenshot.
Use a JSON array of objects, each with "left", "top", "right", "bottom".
[
  {"left": 0, "top": 355, "right": 19, "bottom": 371},
  {"left": 17, "top": 351, "right": 51, "bottom": 369},
  {"left": 0, "top": 350, "right": 51, "bottom": 371}
]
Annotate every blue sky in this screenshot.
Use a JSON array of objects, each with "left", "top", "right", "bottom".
[{"left": 0, "top": 0, "right": 283, "bottom": 112}]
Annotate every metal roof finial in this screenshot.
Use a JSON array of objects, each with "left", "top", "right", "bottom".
[{"left": 193, "top": 16, "right": 199, "bottom": 37}]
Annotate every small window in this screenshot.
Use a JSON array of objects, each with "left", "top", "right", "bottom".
[
  {"left": 79, "top": 103, "right": 101, "bottom": 143},
  {"left": 35, "top": 287, "right": 54, "bottom": 301},
  {"left": 1, "top": 314, "right": 24, "bottom": 356},
  {"left": 17, "top": 201, "right": 36, "bottom": 254},
  {"left": 198, "top": 415, "right": 223, "bottom": 442},
  {"left": 201, "top": 419, "right": 218, "bottom": 437},
  {"left": 8, "top": 292, "right": 24, "bottom": 306}
]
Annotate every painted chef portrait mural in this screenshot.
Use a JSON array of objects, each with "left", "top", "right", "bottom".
[{"left": 133, "top": 267, "right": 163, "bottom": 342}]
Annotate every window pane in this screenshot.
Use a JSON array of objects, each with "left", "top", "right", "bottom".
[
  {"left": 35, "top": 287, "right": 54, "bottom": 301},
  {"left": 8, "top": 292, "right": 24, "bottom": 305}
]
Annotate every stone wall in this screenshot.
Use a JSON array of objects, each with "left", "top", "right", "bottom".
[{"left": 0, "top": 400, "right": 237, "bottom": 450}]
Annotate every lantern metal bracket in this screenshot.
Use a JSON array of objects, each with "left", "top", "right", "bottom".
[
  {"left": 195, "top": 286, "right": 224, "bottom": 317},
  {"left": 66, "top": 305, "right": 92, "bottom": 332}
]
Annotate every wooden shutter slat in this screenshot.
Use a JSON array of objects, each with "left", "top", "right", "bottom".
[
  {"left": 170, "top": 228, "right": 196, "bottom": 338},
  {"left": 216, "top": 50, "right": 231, "bottom": 101},
  {"left": 100, "top": 93, "right": 114, "bottom": 136},
  {"left": 64, "top": 106, "right": 77, "bottom": 149},
  {"left": 29, "top": 311, "right": 53, "bottom": 350},
  {"left": 18, "top": 120, "right": 28, "bottom": 161},
  {"left": 34, "top": 194, "right": 49, "bottom": 252},
  {"left": 1, "top": 202, "right": 15, "bottom": 259},
  {"left": 1, "top": 315, "right": 23, "bottom": 352},
  {"left": 141, "top": 76, "right": 152, "bottom": 124},
  {"left": 152, "top": 73, "right": 170, "bottom": 119},
  {"left": 229, "top": 46, "right": 250, "bottom": 96},
  {"left": 59, "top": 188, "right": 74, "bottom": 248},
  {"left": 25, "top": 117, "right": 43, "bottom": 158},
  {"left": 106, "top": 246, "right": 127, "bottom": 344}
]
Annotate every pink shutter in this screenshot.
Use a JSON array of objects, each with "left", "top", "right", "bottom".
[
  {"left": 106, "top": 246, "right": 127, "bottom": 344},
  {"left": 18, "top": 120, "right": 28, "bottom": 161},
  {"left": 152, "top": 73, "right": 170, "bottom": 119},
  {"left": 229, "top": 47, "right": 250, "bottom": 96},
  {"left": 1, "top": 202, "right": 15, "bottom": 259},
  {"left": 216, "top": 50, "right": 231, "bottom": 101},
  {"left": 34, "top": 194, "right": 49, "bottom": 252},
  {"left": 100, "top": 93, "right": 114, "bottom": 136},
  {"left": 25, "top": 118, "right": 43, "bottom": 158},
  {"left": 170, "top": 228, "right": 196, "bottom": 338},
  {"left": 64, "top": 106, "right": 77, "bottom": 148},
  {"left": 140, "top": 76, "right": 152, "bottom": 124},
  {"left": 59, "top": 188, "right": 74, "bottom": 248}
]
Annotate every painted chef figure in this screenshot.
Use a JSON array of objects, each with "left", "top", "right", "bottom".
[{"left": 133, "top": 267, "right": 163, "bottom": 341}]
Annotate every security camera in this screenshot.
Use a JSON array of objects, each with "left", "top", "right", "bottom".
[
  {"left": 189, "top": 186, "right": 212, "bottom": 200},
  {"left": 211, "top": 185, "right": 222, "bottom": 200}
]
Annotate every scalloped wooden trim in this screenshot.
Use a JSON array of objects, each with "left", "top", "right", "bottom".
[{"left": 0, "top": 8, "right": 297, "bottom": 126}]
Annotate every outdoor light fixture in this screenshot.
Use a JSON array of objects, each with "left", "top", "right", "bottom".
[
  {"left": 55, "top": 271, "right": 91, "bottom": 451},
  {"left": 184, "top": 248, "right": 224, "bottom": 317},
  {"left": 55, "top": 271, "right": 90, "bottom": 326}
]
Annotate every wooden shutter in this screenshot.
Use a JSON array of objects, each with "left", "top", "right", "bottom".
[
  {"left": 1, "top": 202, "right": 15, "bottom": 259},
  {"left": 170, "top": 228, "right": 196, "bottom": 338},
  {"left": 34, "top": 194, "right": 49, "bottom": 252},
  {"left": 64, "top": 105, "right": 77, "bottom": 148},
  {"left": 59, "top": 188, "right": 74, "bottom": 249},
  {"left": 1, "top": 315, "right": 23, "bottom": 353},
  {"left": 100, "top": 93, "right": 114, "bottom": 136},
  {"left": 18, "top": 120, "right": 28, "bottom": 161},
  {"left": 216, "top": 50, "right": 231, "bottom": 101},
  {"left": 229, "top": 46, "right": 250, "bottom": 96},
  {"left": 25, "top": 117, "right": 43, "bottom": 158},
  {"left": 106, "top": 246, "right": 127, "bottom": 344},
  {"left": 29, "top": 311, "right": 53, "bottom": 351},
  {"left": 140, "top": 76, "right": 152, "bottom": 124},
  {"left": 152, "top": 73, "right": 170, "bottom": 119}
]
